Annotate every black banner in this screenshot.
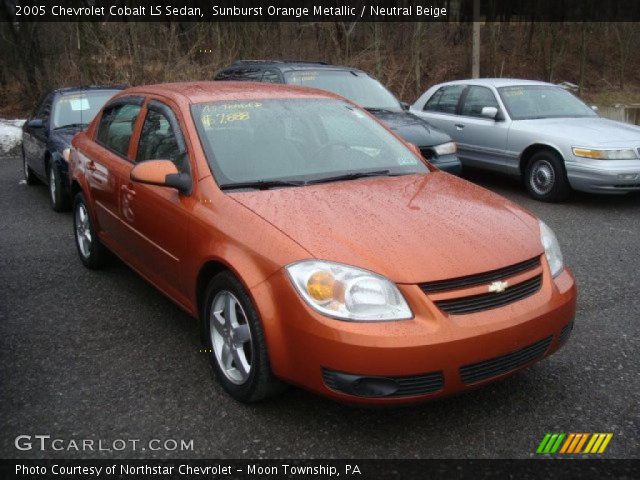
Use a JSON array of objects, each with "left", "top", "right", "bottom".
[
  {"left": 1, "top": 0, "right": 640, "bottom": 22},
  {"left": 1, "top": 459, "right": 640, "bottom": 479}
]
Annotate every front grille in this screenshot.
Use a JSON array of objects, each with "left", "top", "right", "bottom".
[
  {"left": 559, "top": 321, "right": 574, "bottom": 345},
  {"left": 460, "top": 336, "right": 552, "bottom": 384},
  {"left": 419, "top": 147, "right": 434, "bottom": 160},
  {"left": 434, "top": 274, "right": 542, "bottom": 315},
  {"left": 322, "top": 368, "right": 444, "bottom": 398},
  {"left": 420, "top": 257, "right": 540, "bottom": 293}
]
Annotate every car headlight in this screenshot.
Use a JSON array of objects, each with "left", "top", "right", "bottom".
[
  {"left": 539, "top": 221, "right": 564, "bottom": 277},
  {"left": 286, "top": 260, "right": 412, "bottom": 321},
  {"left": 572, "top": 147, "right": 637, "bottom": 160},
  {"left": 433, "top": 141, "right": 457, "bottom": 156}
]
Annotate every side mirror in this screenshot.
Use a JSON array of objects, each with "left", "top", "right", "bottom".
[
  {"left": 27, "top": 118, "right": 44, "bottom": 128},
  {"left": 400, "top": 102, "right": 410, "bottom": 111},
  {"left": 591, "top": 105, "right": 599, "bottom": 112},
  {"left": 130, "top": 159, "right": 192, "bottom": 194},
  {"left": 480, "top": 106, "right": 499, "bottom": 119}
]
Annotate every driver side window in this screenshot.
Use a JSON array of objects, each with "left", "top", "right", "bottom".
[{"left": 136, "top": 107, "right": 188, "bottom": 173}]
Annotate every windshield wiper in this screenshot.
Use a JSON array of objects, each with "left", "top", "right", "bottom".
[
  {"left": 364, "top": 107, "right": 397, "bottom": 114},
  {"left": 307, "top": 169, "right": 393, "bottom": 185},
  {"left": 219, "top": 179, "right": 305, "bottom": 191},
  {"left": 53, "top": 123, "right": 88, "bottom": 130}
]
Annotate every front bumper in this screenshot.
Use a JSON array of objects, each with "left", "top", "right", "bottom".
[
  {"left": 428, "top": 153, "right": 462, "bottom": 175},
  {"left": 251, "top": 260, "right": 577, "bottom": 405},
  {"left": 566, "top": 158, "right": 640, "bottom": 194}
]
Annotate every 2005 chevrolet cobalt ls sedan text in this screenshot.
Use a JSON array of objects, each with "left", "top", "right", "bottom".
[{"left": 68, "top": 82, "right": 576, "bottom": 404}]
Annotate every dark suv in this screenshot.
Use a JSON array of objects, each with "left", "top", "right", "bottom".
[
  {"left": 22, "top": 85, "right": 123, "bottom": 211},
  {"left": 215, "top": 61, "right": 461, "bottom": 175}
]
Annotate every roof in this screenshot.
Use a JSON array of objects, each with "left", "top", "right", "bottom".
[
  {"left": 54, "top": 85, "right": 125, "bottom": 95},
  {"left": 119, "top": 81, "right": 344, "bottom": 105},
  {"left": 438, "top": 78, "right": 553, "bottom": 88},
  {"left": 228, "top": 60, "right": 364, "bottom": 73}
]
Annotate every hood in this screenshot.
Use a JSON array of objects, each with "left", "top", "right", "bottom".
[
  {"left": 230, "top": 173, "right": 543, "bottom": 284},
  {"left": 517, "top": 117, "right": 640, "bottom": 147},
  {"left": 368, "top": 110, "right": 452, "bottom": 148},
  {"left": 49, "top": 127, "right": 81, "bottom": 149}
]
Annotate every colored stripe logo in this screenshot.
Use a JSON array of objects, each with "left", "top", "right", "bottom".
[{"left": 536, "top": 433, "right": 613, "bottom": 454}]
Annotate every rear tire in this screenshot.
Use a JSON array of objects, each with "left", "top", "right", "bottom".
[
  {"left": 73, "top": 192, "right": 108, "bottom": 269},
  {"left": 202, "top": 271, "right": 285, "bottom": 402},
  {"left": 48, "top": 164, "right": 69, "bottom": 212},
  {"left": 23, "top": 149, "right": 37, "bottom": 185},
  {"left": 524, "top": 150, "right": 571, "bottom": 202}
]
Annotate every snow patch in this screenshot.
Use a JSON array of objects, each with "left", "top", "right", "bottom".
[{"left": 0, "top": 119, "right": 26, "bottom": 156}]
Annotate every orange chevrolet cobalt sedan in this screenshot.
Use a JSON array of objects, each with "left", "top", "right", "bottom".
[{"left": 69, "top": 82, "right": 576, "bottom": 404}]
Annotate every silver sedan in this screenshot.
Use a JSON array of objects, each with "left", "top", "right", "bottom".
[{"left": 411, "top": 78, "right": 640, "bottom": 201}]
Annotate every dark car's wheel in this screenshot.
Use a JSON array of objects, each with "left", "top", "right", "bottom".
[
  {"left": 48, "top": 164, "right": 69, "bottom": 212},
  {"left": 202, "top": 271, "right": 284, "bottom": 402},
  {"left": 22, "top": 149, "right": 37, "bottom": 185},
  {"left": 73, "top": 192, "right": 108, "bottom": 269},
  {"left": 525, "top": 150, "right": 571, "bottom": 202}
]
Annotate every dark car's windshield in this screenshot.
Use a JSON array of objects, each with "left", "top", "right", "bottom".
[
  {"left": 284, "top": 70, "right": 402, "bottom": 112},
  {"left": 498, "top": 85, "right": 597, "bottom": 120},
  {"left": 191, "top": 99, "right": 427, "bottom": 188},
  {"left": 52, "top": 90, "right": 120, "bottom": 129}
]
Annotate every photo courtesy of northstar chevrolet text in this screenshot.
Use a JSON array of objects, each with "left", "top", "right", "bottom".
[{"left": 1, "top": 0, "right": 639, "bottom": 477}]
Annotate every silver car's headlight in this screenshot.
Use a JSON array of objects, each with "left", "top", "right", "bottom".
[
  {"left": 539, "top": 221, "right": 564, "bottom": 277},
  {"left": 286, "top": 260, "right": 412, "bottom": 321},
  {"left": 572, "top": 147, "right": 637, "bottom": 160},
  {"left": 433, "top": 141, "right": 457, "bottom": 156}
]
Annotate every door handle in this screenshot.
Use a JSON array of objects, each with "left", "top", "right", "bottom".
[
  {"left": 455, "top": 123, "right": 465, "bottom": 130},
  {"left": 121, "top": 184, "right": 136, "bottom": 197}
]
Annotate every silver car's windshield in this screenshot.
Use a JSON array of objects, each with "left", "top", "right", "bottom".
[
  {"left": 52, "top": 90, "right": 120, "bottom": 128},
  {"left": 284, "top": 70, "right": 402, "bottom": 112},
  {"left": 191, "top": 98, "right": 427, "bottom": 188},
  {"left": 498, "top": 85, "right": 597, "bottom": 120}
]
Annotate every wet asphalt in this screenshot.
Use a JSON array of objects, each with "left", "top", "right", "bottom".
[{"left": 0, "top": 155, "right": 638, "bottom": 459}]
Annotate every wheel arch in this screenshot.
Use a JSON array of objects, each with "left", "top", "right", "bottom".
[{"left": 519, "top": 143, "right": 566, "bottom": 176}]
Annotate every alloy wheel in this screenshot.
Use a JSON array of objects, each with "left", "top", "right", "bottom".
[
  {"left": 75, "top": 203, "right": 92, "bottom": 258},
  {"left": 210, "top": 290, "right": 253, "bottom": 385}
]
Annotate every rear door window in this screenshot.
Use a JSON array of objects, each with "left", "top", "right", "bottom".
[
  {"left": 424, "top": 85, "right": 466, "bottom": 114},
  {"left": 96, "top": 103, "right": 142, "bottom": 157}
]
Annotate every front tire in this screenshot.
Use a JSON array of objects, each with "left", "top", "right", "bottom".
[
  {"left": 525, "top": 150, "right": 571, "bottom": 202},
  {"left": 202, "top": 271, "right": 284, "bottom": 402},
  {"left": 48, "top": 164, "right": 69, "bottom": 212},
  {"left": 23, "top": 149, "right": 37, "bottom": 185},
  {"left": 73, "top": 192, "right": 108, "bottom": 269}
]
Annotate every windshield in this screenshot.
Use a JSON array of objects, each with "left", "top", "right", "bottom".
[
  {"left": 52, "top": 90, "right": 120, "bottom": 128},
  {"left": 498, "top": 85, "right": 597, "bottom": 120},
  {"left": 284, "top": 70, "right": 402, "bottom": 111},
  {"left": 191, "top": 99, "right": 427, "bottom": 188}
]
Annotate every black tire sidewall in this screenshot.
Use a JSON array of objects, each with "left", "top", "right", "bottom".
[
  {"left": 202, "top": 271, "right": 275, "bottom": 402},
  {"left": 525, "top": 150, "right": 570, "bottom": 202},
  {"left": 49, "top": 164, "right": 64, "bottom": 211},
  {"left": 23, "top": 150, "right": 36, "bottom": 185}
]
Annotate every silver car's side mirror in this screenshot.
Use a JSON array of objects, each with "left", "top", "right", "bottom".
[{"left": 481, "top": 106, "right": 499, "bottom": 119}]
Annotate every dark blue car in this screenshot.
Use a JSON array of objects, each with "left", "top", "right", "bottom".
[
  {"left": 22, "top": 86, "right": 123, "bottom": 211},
  {"left": 215, "top": 61, "right": 462, "bottom": 175}
]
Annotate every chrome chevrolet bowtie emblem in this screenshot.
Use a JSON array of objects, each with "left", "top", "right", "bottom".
[{"left": 488, "top": 280, "right": 509, "bottom": 293}]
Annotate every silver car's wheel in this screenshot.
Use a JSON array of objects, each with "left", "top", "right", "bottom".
[
  {"left": 529, "top": 159, "right": 555, "bottom": 196},
  {"left": 209, "top": 290, "right": 253, "bottom": 385},
  {"left": 75, "top": 203, "right": 92, "bottom": 259}
]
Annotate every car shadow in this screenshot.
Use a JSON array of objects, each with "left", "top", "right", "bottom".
[{"left": 461, "top": 167, "right": 640, "bottom": 210}]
